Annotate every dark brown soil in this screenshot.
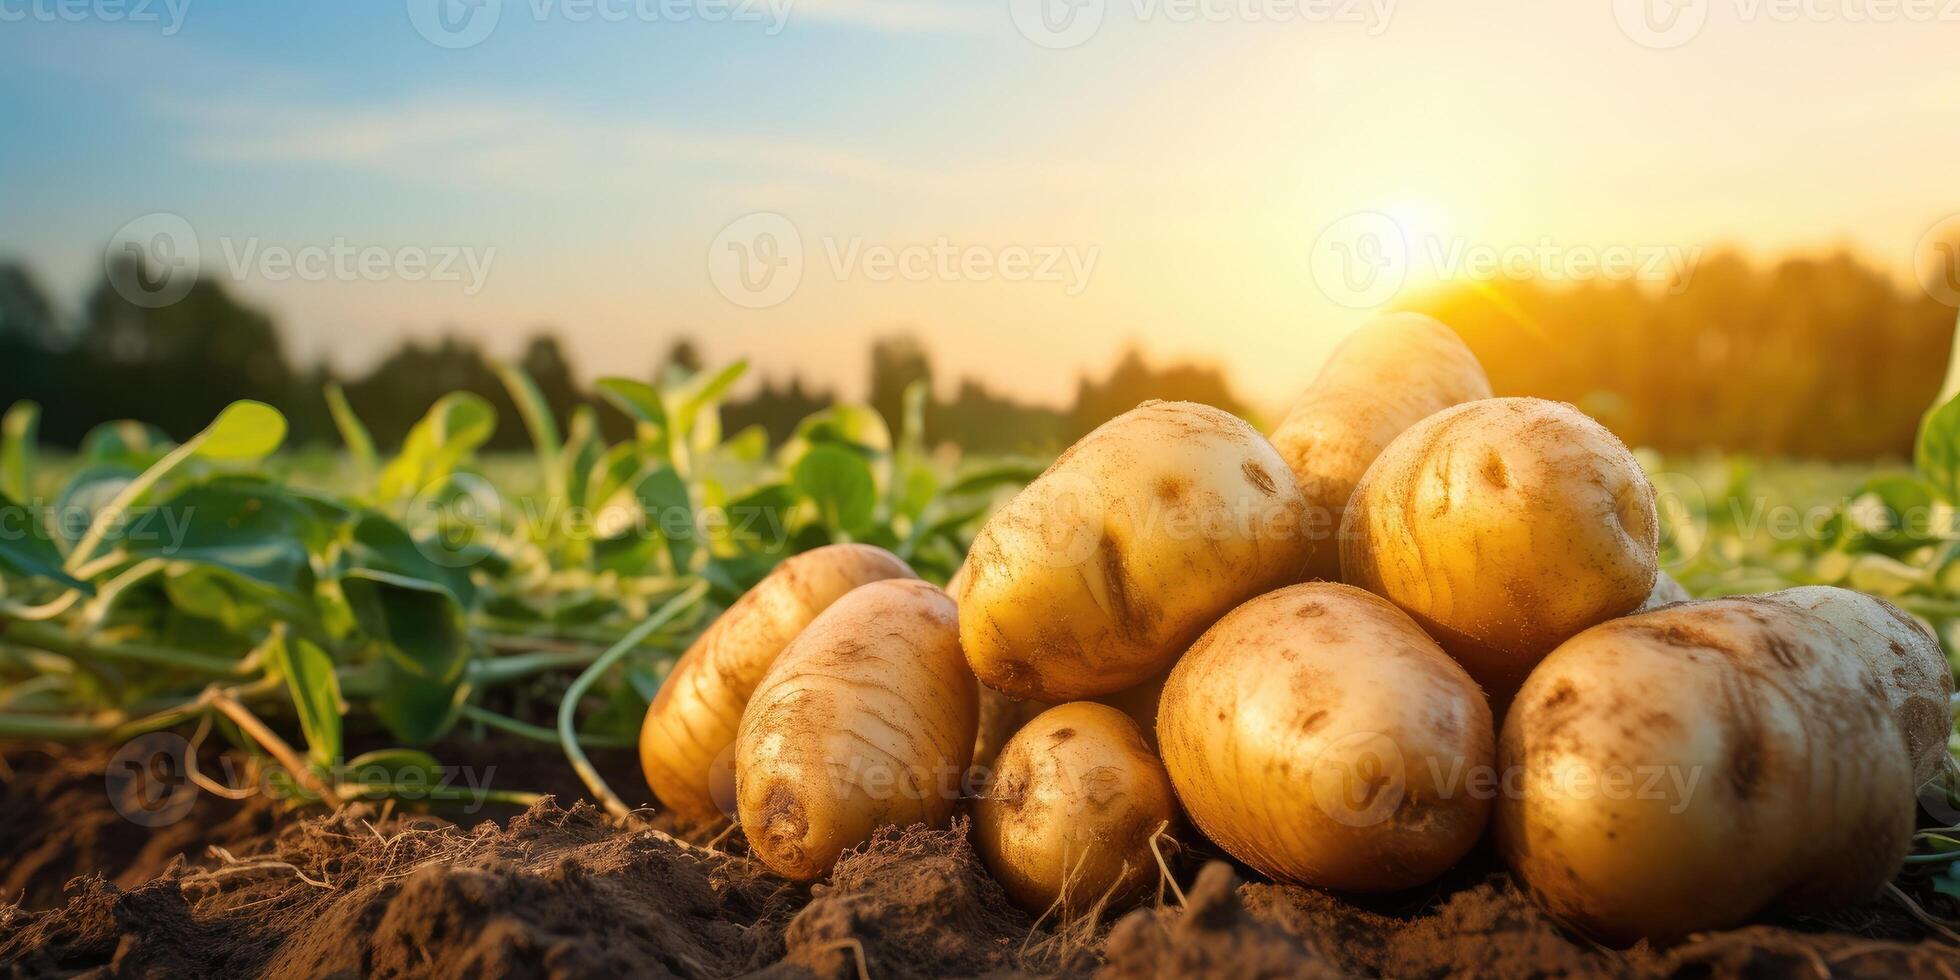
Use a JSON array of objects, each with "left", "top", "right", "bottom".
[{"left": 5, "top": 741, "right": 1958, "bottom": 979}]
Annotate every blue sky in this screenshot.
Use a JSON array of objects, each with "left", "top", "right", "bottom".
[{"left": 4, "top": 1, "right": 1957, "bottom": 409}]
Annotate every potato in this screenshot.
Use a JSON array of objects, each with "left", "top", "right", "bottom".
[
  {"left": 1341, "top": 397, "right": 1658, "bottom": 700},
  {"left": 959, "top": 400, "right": 1313, "bottom": 701},
  {"left": 1757, "top": 586, "right": 1952, "bottom": 784},
  {"left": 1496, "top": 598, "right": 1916, "bottom": 944},
  {"left": 1269, "top": 313, "right": 1492, "bottom": 580},
  {"left": 1637, "top": 569, "right": 1691, "bottom": 611},
  {"left": 1158, "top": 583, "right": 1494, "bottom": 892},
  {"left": 736, "top": 578, "right": 978, "bottom": 880},
  {"left": 973, "top": 702, "right": 1179, "bottom": 914},
  {"left": 640, "top": 544, "right": 916, "bottom": 821}
]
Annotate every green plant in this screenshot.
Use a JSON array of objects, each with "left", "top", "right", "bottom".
[{"left": 0, "top": 363, "right": 1034, "bottom": 813}]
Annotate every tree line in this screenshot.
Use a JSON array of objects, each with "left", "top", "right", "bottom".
[{"left": 0, "top": 247, "right": 1950, "bottom": 460}]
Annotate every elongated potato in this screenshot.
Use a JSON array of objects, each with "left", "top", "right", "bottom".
[
  {"left": 1497, "top": 598, "right": 1916, "bottom": 945},
  {"left": 960, "top": 400, "right": 1313, "bottom": 701},
  {"left": 1341, "top": 397, "right": 1658, "bottom": 700},
  {"left": 736, "top": 578, "right": 978, "bottom": 880},
  {"left": 641, "top": 544, "right": 916, "bottom": 820},
  {"left": 1269, "top": 313, "right": 1492, "bottom": 580},
  {"left": 974, "top": 702, "right": 1179, "bottom": 913},
  {"left": 1757, "top": 586, "right": 1952, "bottom": 784},
  {"left": 1158, "top": 583, "right": 1494, "bottom": 892}
]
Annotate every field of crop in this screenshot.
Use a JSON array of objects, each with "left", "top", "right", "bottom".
[{"left": 5, "top": 358, "right": 1960, "bottom": 976}]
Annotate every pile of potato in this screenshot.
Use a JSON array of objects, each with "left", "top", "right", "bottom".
[{"left": 640, "top": 312, "right": 1954, "bottom": 944}]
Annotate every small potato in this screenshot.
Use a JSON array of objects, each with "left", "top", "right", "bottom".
[
  {"left": 736, "top": 579, "right": 978, "bottom": 880},
  {"left": 1497, "top": 598, "right": 1916, "bottom": 944},
  {"left": 1341, "top": 397, "right": 1658, "bottom": 700},
  {"left": 1158, "top": 583, "right": 1494, "bottom": 892},
  {"left": 1269, "top": 313, "right": 1492, "bottom": 580},
  {"left": 974, "top": 702, "right": 1179, "bottom": 914},
  {"left": 960, "top": 400, "right": 1313, "bottom": 701},
  {"left": 640, "top": 544, "right": 916, "bottom": 821},
  {"left": 1757, "top": 586, "right": 1952, "bottom": 784}
]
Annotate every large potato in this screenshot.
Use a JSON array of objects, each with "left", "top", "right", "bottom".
[
  {"left": 1158, "top": 583, "right": 1494, "bottom": 892},
  {"left": 1269, "top": 313, "right": 1492, "bottom": 580},
  {"left": 640, "top": 544, "right": 915, "bottom": 821},
  {"left": 1497, "top": 598, "right": 1916, "bottom": 944},
  {"left": 959, "top": 400, "right": 1312, "bottom": 701},
  {"left": 1341, "top": 397, "right": 1658, "bottom": 700},
  {"left": 1757, "top": 586, "right": 1952, "bottom": 784},
  {"left": 735, "top": 578, "right": 978, "bottom": 880},
  {"left": 973, "top": 702, "right": 1179, "bottom": 914}
]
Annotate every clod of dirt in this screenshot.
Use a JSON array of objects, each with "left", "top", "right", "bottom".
[
  {"left": 762, "top": 821, "right": 1075, "bottom": 979},
  {"left": 1101, "top": 862, "right": 1340, "bottom": 979}
]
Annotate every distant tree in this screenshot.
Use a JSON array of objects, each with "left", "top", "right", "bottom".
[
  {"left": 869, "top": 334, "right": 933, "bottom": 435},
  {"left": 0, "top": 264, "right": 60, "bottom": 349},
  {"left": 519, "top": 333, "right": 584, "bottom": 427},
  {"left": 1066, "top": 348, "right": 1252, "bottom": 440},
  {"left": 665, "top": 338, "right": 704, "bottom": 378}
]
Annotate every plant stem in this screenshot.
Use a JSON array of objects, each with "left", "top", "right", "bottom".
[
  {"left": 468, "top": 650, "right": 603, "bottom": 687},
  {"left": 1, "top": 619, "right": 249, "bottom": 676},
  {"left": 460, "top": 703, "right": 634, "bottom": 749},
  {"left": 559, "top": 581, "right": 707, "bottom": 819},
  {"left": 209, "top": 691, "right": 337, "bottom": 802},
  {"left": 338, "top": 783, "right": 546, "bottom": 807}
]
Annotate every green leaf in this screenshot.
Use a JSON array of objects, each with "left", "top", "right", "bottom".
[
  {"left": 494, "top": 360, "right": 566, "bottom": 500},
  {"left": 342, "top": 569, "right": 474, "bottom": 744},
  {"left": 196, "top": 401, "right": 288, "bottom": 461},
  {"left": 343, "top": 748, "right": 442, "bottom": 785},
  {"left": 121, "top": 480, "right": 319, "bottom": 597},
  {"left": 345, "top": 510, "right": 478, "bottom": 607},
  {"left": 596, "top": 378, "right": 670, "bottom": 448},
  {"left": 945, "top": 460, "right": 1046, "bottom": 497},
  {"left": 0, "top": 491, "right": 90, "bottom": 591},
  {"left": 79, "top": 420, "right": 172, "bottom": 467},
  {"left": 377, "top": 393, "right": 497, "bottom": 503},
  {"left": 264, "top": 627, "right": 343, "bottom": 770},
  {"left": 3, "top": 401, "right": 39, "bottom": 502},
  {"left": 1916, "top": 388, "right": 1960, "bottom": 503},
  {"left": 323, "top": 384, "right": 378, "bottom": 477},
  {"left": 793, "top": 445, "right": 877, "bottom": 534},
  {"left": 674, "top": 361, "right": 747, "bottom": 442},
  {"left": 780, "top": 404, "right": 891, "bottom": 471}
]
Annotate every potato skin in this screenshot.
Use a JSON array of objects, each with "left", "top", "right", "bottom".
[
  {"left": 959, "top": 400, "right": 1313, "bottom": 701},
  {"left": 735, "top": 578, "right": 978, "bottom": 880},
  {"left": 973, "top": 703, "right": 1179, "bottom": 914},
  {"left": 1158, "top": 583, "right": 1494, "bottom": 892},
  {"left": 1496, "top": 598, "right": 1915, "bottom": 945},
  {"left": 1269, "top": 313, "right": 1492, "bottom": 581},
  {"left": 1341, "top": 397, "right": 1658, "bottom": 700},
  {"left": 1757, "top": 586, "right": 1952, "bottom": 784},
  {"left": 641, "top": 544, "right": 916, "bottom": 821}
]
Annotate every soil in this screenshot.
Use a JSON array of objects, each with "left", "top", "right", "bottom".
[{"left": 4, "top": 740, "right": 1958, "bottom": 979}]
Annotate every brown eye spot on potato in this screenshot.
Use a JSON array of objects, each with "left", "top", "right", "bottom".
[
  {"left": 1481, "top": 451, "right": 1510, "bottom": 489},
  {"left": 1241, "top": 459, "right": 1278, "bottom": 496},
  {"left": 1156, "top": 476, "right": 1189, "bottom": 503},
  {"left": 1050, "top": 728, "right": 1076, "bottom": 742},
  {"left": 1295, "top": 602, "right": 1326, "bottom": 619}
]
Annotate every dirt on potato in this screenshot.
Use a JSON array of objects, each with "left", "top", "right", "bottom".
[{"left": 4, "top": 742, "right": 1957, "bottom": 979}]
